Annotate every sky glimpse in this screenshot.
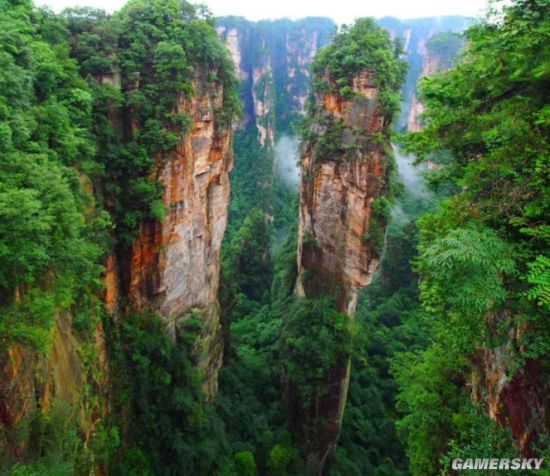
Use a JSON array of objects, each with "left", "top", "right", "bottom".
[{"left": 38, "top": 0, "right": 489, "bottom": 23}]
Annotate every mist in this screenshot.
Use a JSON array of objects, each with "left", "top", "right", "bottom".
[
  {"left": 394, "top": 147, "right": 430, "bottom": 198},
  {"left": 274, "top": 135, "right": 301, "bottom": 188},
  {"left": 391, "top": 146, "right": 432, "bottom": 223}
]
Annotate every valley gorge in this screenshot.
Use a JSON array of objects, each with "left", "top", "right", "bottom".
[{"left": 0, "top": 1, "right": 548, "bottom": 475}]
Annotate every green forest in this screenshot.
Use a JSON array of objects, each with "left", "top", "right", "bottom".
[{"left": 0, "top": 0, "right": 548, "bottom": 475}]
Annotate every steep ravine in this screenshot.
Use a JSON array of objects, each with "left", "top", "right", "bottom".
[
  {"left": 216, "top": 17, "right": 335, "bottom": 146},
  {"left": 3, "top": 3, "right": 546, "bottom": 474}
]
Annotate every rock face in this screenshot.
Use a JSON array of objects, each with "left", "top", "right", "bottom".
[
  {"left": 221, "top": 27, "right": 248, "bottom": 82},
  {"left": 0, "top": 70, "right": 233, "bottom": 454},
  {"left": 406, "top": 37, "right": 456, "bottom": 131},
  {"left": 470, "top": 318, "right": 550, "bottom": 456},
  {"left": 116, "top": 72, "right": 233, "bottom": 398},
  {"left": 216, "top": 23, "right": 274, "bottom": 146},
  {"left": 217, "top": 18, "right": 335, "bottom": 144},
  {"left": 294, "top": 70, "right": 393, "bottom": 473},
  {"left": 285, "top": 27, "right": 326, "bottom": 116},
  {"left": 0, "top": 2, "right": 236, "bottom": 469},
  {"left": 406, "top": 38, "right": 443, "bottom": 131},
  {"left": 297, "top": 71, "right": 388, "bottom": 312},
  {"left": 0, "top": 66, "right": 234, "bottom": 465},
  {"left": 377, "top": 16, "right": 471, "bottom": 131},
  {"left": 473, "top": 352, "right": 548, "bottom": 456},
  {"left": 250, "top": 42, "right": 276, "bottom": 147},
  {"left": 0, "top": 318, "right": 109, "bottom": 463}
]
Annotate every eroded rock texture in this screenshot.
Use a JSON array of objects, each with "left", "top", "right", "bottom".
[
  {"left": 470, "top": 316, "right": 549, "bottom": 456},
  {"left": 406, "top": 39, "right": 446, "bottom": 132},
  {"left": 294, "top": 69, "right": 394, "bottom": 473},
  {"left": 297, "top": 70, "right": 390, "bottom": 311},
  {"left": 117, "top": 73, "right": 233, "bottom": 398},
  {"left": 216, "top": 19, "right": 335, "bottom": 145},
  {"left": 0, "top": 6, "right": 235, "bottom": 469},
  {"left": 0, "top": 317, "right": 109, "bottom": 463}
]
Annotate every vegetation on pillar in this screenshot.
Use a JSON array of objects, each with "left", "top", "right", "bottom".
[
  {"left": 105, "top": 311, "right": 237, "bottom": 475},
  {"left": 284, "top": 18, "right": 407, "bottom": 473},
  {"left": 64, "top": 0, "right": 240, "bottom": 245},
  {"left": 0, "top": 0, "right": 240, "bottom": 473},
  {"left": 300, "top": 18, "right": 406, "bottom": 292},
  {"left": 312, "top": 18, "right": 407, "bottom": 115},
  {"left": 1, "top": 0, "right": 547, "bottom": 474}
]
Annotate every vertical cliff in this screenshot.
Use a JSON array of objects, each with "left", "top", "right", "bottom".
[
  {"left": 405, "top": 39, "right": 443, "bottom": 132},
  {"left": 0, "top": 1, "right": 239, "bottom": 470},
  {"left": 378, "top": 16, "right": 471, "bottom": 131},
  {"left": 290, "top": 19, "right": 406, "bottom": 474},
  {"left": 216, "top": 18, "right": 335, "bottom": 143},
  {"left": 215, "top": 17, "right": 335, "bottom": 253},
  {"left": 84, "top": 1, "right": 240, "bottom": 403},
  {"left": 470, "top": 343, "right": 548, "bottom": 457},
  {"left": 118, "top": 72, "right": 233, "bottom": 397},
  {"left": 406, "top": 32, "right": 464, "bottom": 131},
  {"left": 296, "top": 69, "right": 389, "bottom": 312},
  {"left": 0, "top": 319, "right": 109, "bottom": 465}
]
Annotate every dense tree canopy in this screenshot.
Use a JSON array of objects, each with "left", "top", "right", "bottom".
[
  {"left": 312, "top": 18, "right": 407, "bottom": 115},
  {"left": 1, "top": 0, "right": 548, "bottom": 474},
  {"left": 0, "top": 0, "right": 107, "bottom": 353},
  {"left": 396, "top": 0, "right": 550, "bottom": 473}
]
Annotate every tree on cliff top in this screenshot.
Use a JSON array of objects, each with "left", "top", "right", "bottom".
[{"left": 312, "top": 18, "right": 407, "bottom": 115}]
